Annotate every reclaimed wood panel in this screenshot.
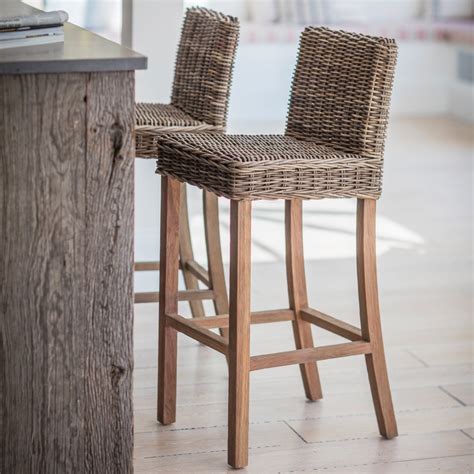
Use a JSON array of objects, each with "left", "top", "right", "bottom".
[{"left": 0, "top": 71, "right": 134, "bottom": 473}]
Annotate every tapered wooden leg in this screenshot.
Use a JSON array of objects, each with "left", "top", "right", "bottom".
[
  {"left": 179, "top": 184, "right": 206, "bottom": 318},
  {"left": 357, "top": 198, "right": 398, "bottom": 439},
  {"left": 157, "top": 176, "right": 181, "bottom": 425},
  {"left": 228, "top": 200, "right": 252, "bottom": 468},
  {"left": 285, "top": 200, "right": 323, "bottom": 401},
  {"left": 203, "top": 190, "right": 229, "bottom": 338}
]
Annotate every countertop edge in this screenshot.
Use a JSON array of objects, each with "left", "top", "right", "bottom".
[
  {"left": 0, "top": 56, "right": 148, "bottom": 75},
  {"left": 0, "top": 3, "right": 148, "bottom": 75}
]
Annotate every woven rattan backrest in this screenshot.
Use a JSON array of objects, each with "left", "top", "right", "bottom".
[
  {"left": 171, "top": 7, "right": 239, "bottom": 129},
  {"left": 286, "top": 27, "right": 397, "bottom": 158}
]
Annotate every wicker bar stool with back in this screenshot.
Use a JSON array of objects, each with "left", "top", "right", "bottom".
[
  {"left": 156, "top": 27, "right": 398, "bottom": 468},
  {"left": 134, "top": 7, "right": 239, "bottom": 330}
]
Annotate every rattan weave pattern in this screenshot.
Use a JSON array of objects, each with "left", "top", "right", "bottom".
[
  {"left": 156, "top": 27, "right": 397, "bottom": 200},
  {"left": 135, "top": 7, "right": 239, "bottom": 159},
  {"left": 135, "top": 103, "right": 221, "bottom": 158},
  {"left": 157, "top": 134, "right": 383, "bottom": 200},
  {"left": 171, "top": 7, "right": 239, "bottom": 127},
  {"left": 286, "top": 27, "right": 397, "bottom": 159}
]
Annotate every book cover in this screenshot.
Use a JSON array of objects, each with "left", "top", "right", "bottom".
[
  {"left": 0, "top": 26, "right": 63, "bottom": 41},
  {"left": 0, "top": 33, "right": 64, "bottom": 50}
]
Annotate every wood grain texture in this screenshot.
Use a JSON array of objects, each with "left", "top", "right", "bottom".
[
  {"left": 250, "top": 342, "right": 372, "bottom": 371},
  {"left": 0, "top": 71, "right": 135, "bottom": 473},
  {"left": 179, "top": 184, "right": 206, "bottom": 319},
  {"left": 135, "top": 261, "right": 161, "bottom": 271},
  {"left": 228, "top": 200, "right": 252, "bottom": 469},
  {"left": 133, "top": 430, "right": 473, "bottom": 473},
  {"left": 203, "top": 190, "right": 229, "bottom": 338},
  {"left": 285, "top": 199, "right": 323, "bottom": 400},
  {"left": 185, "top": 260, "right": 210, "bottom": 286},
  {"left": 300, "top": 308, "right": 363, "bottom": 341},
  {"left": 157, "top": 176, "right": 181, "bottom": 425},
  {"left": 357, "top": 198, "right": 398, "bottom": 439},
  {"left": 135, "top": 288, "right": 214, "bottom": 304},
  {"left": 191, "top": 309, "right": 295, "bottom": 329}
]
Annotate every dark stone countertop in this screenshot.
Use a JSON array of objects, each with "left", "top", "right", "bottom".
[{"left": 0, "top": 2, "right": 147, "bottom": 74}]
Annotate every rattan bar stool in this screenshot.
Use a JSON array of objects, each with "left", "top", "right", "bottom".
[
  {"left": 156, "top": 27, "right": 398, "bottom": 468},
  {"left": 134, "top": 7, "right": 239, "bottom": 327}
]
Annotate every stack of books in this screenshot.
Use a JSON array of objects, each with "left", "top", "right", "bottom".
[{"left": 0, "top": 10, "right": 68, "bottom": 50}]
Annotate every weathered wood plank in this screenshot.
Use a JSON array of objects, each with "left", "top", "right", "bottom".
[
  {"left": 0, "top": 71, "right": 134, "bottom": 473},
  {"left": 166, "top": 313, "right": 228, "bottom": 355}
]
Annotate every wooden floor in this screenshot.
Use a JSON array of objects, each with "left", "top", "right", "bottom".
[{"left": 133, "top": 118, "right": 473, "bottom": 473}]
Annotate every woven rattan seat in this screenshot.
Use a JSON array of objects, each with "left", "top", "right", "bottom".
[
  {"left": 135, "top": 7, "right": 239, "bottom": 159},
  {"left": 136, "top": 103, "right": 221, "bottom": 158},
  {"left": 157, "top": 133, "right": 382, "bottom": 200},
  {"left": 156, "top": 27, "right": 397, "bottom": 200}
]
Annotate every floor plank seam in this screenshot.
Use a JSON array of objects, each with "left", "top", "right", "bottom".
[
  {"left": 139, "top": 444, "right": 283, "bottom": 460},
  {"left": 282, "top": 404, "right": 462, "bottom": 422},
  {"left": 405, "top": 349, "right": 430, "bottom": 367},
  {"left": 438, "top": 385, "right": 468, "bottom": 406},
  {"left": 460, "top": 429, "right": 474, "bottom": 440},
  {"left": 279, "top": 453, "right": 474, "bottom": 473},
  {"left": 165, "top": 419, "right": 275, "bottom": 432},
  {"left": 305, "top": 427, "right": 474, "bottom": 446},
  {"left": 282, "top": 421, "right": 308, "bottom": 444}
]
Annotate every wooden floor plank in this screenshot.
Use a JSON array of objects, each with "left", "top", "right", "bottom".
[
  {"left": 133, "top": 421, "right": 304, "bottom": 459},
  {"left": 133, "top": 364, "right": 473, "bottom": 407},
  {"left": 408, "top": 342, "right": 473, "bottom": 366},
  {"left": 308, "top": 454, "right": 473, "bottom": 473},
  {"left": 133, "top": 430, "right": 472, "bottom": 473},
  {"left": 133, "top": 344, "right": 423, "bottom": 371},
  {"left": 441, "top": 383, "right": 474, "bottom": 406},
  {"left": 133, "top": 386, "right": 457, "bottom": 432},
  {"left": 287, "top": 406, "right": 473, "bottom": 444}
]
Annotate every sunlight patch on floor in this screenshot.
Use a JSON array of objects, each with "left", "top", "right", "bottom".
[{"left": 189, "top": 199, "right": 424, "bottom": 265}]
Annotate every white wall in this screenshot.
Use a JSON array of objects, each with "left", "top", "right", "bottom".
[
  {"left": 133, "top": 0, "right": 183, "bottom": 290},
  {"left": 228, "top": 40, "right": 468, "bottom": 124}
]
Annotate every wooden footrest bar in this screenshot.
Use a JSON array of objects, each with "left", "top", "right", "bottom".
[
  {"left": 300, "top": 308, "right": 363, "bottom": 341},
  {"left": 134, "top": 261, "right": 160, "bottom": 272},
  {"left": 134, "top": 260, "right": 190, "bottom": 272},
  {"left": 166, "top": 313, "right": 228, "bottom": 355},
  {"left": 191, "top": 309, "right": 295, "bottom": 329},
  {"left": 185, "top": 260, "right": 210, "bottom": 286},
  {"left": 250, "top": 341, "right": 372, "bottom": 371},
  {"left": 135, "top": 289, "right": 214, "bottom": 304}
]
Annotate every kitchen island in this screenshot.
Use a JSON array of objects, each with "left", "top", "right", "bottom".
[{"left": 0, "top": 3, "right": 146, "bottom": 472}]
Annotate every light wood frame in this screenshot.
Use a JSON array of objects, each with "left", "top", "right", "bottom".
[
  {"left": 158, "top": 176, "right": 398, "bottom": 468},
  {"left": 135, "top": 185, "right": 229, "bottom": 337}
]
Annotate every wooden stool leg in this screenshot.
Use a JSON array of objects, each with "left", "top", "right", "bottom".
[
  {"left": 285, "top": 200, "right": 323, "bottom": 401},
  {"left": 357, "top": 198, "right": 398, "bottom": 439},
  {"left": 157, "top": 176, "right": 181, "bottom": 425},
  {"left": 179, "top": 184, "right": 206, "bottom": 319},
  {"left": 228, "top": 200, "right": 252, "bottom": 468},
  {"left": 203, "top": 190, "right": 229, "bottom": 338}
]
